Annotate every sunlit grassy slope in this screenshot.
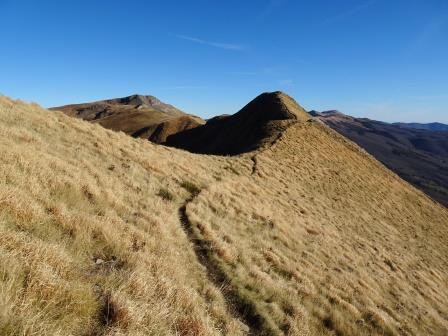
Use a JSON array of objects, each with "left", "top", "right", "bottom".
[
  {"left": 0, "top": 96, "right": 447, "bottom": 335},
  {"left": 0, "top": 97, "right": 248, "bottom": 336}
]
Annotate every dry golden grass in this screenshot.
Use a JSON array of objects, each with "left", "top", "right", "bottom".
[
  {"left": 1, "top": 97, "right": 447, "bottom": 335},
  {"left": 188, "top": 121, "right": 448, "bottom": 335},
  {"left": 0, "top": 97, "right": 249, "bottom": 335}
]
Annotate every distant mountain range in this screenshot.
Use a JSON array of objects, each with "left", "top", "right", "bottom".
[
  {"left": 392, "top": 122, "right": 448, "bottom": 131},
  {"left": 311, "top": 110, "right": 448, "bottom": 207}
]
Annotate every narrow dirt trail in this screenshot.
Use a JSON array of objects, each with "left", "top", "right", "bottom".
[
  {"left": 178, "top": 192, "right": 261, "bottom": 335},
  {"left": 176, "top": 130, "right": 290, "bottom": 335},
  {"left": 251, "top": 129, "right": 287, "bottom": 177}
]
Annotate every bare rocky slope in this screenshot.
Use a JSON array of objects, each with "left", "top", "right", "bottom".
[
  {"left": 312, "top": 110, "right": 448, "bottom": 207},
  {"left": 51, "top": 94, "right": 205, "bottom": 143},
  {"left": 1, "top": 94, "right": 447, "bottom": 335}
]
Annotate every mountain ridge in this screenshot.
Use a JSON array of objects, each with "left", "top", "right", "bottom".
[{"left": 166, "top": 91, "right": 310, "bottom": 155}]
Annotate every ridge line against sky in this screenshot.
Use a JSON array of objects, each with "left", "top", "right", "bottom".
[{"left": 0, "top": 0, "right": 447, "bottom": 123}]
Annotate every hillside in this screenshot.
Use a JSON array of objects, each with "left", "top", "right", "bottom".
[
  {"left": 312, "top": 111, "right": 448, "bottom": 207},
  {"left": 166, "top": 91, "right": 310, "bottom": 155},
  {"left": 51, "top": 94, "right": 205, "bottom": 143},
  {"left": 1, "top": 95, "right": 448, "bottom": 335}
]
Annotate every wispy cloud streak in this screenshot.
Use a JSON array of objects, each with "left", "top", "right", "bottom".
[
  {"left": 412, "top": 16, "right": 446, "bottom": 49},
  {"left": 176, "top": 35, "right": 246, "bottom": 50},
  {"left": 228, "top": 71, "right": 258, "bottom": 76},
  {"left": 318, "top": 0, "right": 377, "bottom": 26}
]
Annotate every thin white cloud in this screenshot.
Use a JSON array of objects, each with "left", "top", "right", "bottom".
[
  {"left": 412, "top": 16, "right": 446, "bottom": 49},
  {"left": 318, "top": 0, "right": 377, "bottom": 26},
  {"left": 176, "top": 35, "right": 246, "bottom": 51},
  {"left": 228, "top": 71, "right": 258, "bottom": 76}
]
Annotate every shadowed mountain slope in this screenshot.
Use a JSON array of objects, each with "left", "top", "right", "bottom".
[
  {"left": 166, "top": 91, "right": 310, "bottom": 155},
  {"left": 312, "top": 111, "right": 448, "bottom": 207},
  {"left": 51, "top": 94, "right": 204, "bottom": 143},
  {"left": 1, "top": 96, "right": 448, "bottom": 335}
]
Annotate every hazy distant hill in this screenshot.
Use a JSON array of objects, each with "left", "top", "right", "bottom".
[
  {"left": 2, "top": 94, "right": 447, "bottom": 335},
  {"left": 393, "top": 122, "right": 448, "bottom": 131},
  {"left": 312, "top": 110, "right": 448, "bottom": 207},
  {"left": 51, "top": 94, "right": 204, "bottom": 143}
]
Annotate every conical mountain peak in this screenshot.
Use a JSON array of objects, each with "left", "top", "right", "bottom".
[
  {"left": 238, "top": 91, "right": 310, "bottom": 122},
  {"left": 166, "top": 91, "right": 310, "bottom": 155}
]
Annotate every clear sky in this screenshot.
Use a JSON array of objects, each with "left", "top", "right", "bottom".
[{"left": 1, "top": 0, "right": 447, "bottom": 122}]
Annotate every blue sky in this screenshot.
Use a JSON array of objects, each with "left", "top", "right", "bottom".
[{"left": 1, "top": 0, "right": 447, "bottom": 122}]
